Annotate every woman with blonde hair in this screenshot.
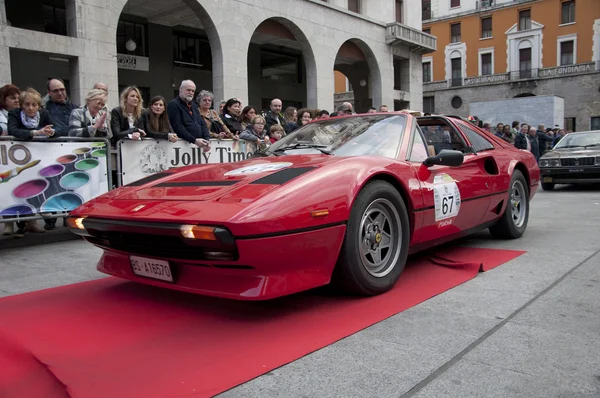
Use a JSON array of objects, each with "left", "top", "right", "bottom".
[
  {"left": 110, "top": 86, "right": 145, "bottom": 143},
  {"left": 283, "top": 106, "right": 298, "bottom": 134},
  {"left": 69, "top": 88, "right": 111, "bottom": 138}
]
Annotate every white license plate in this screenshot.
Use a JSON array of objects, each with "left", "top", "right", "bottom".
[{"left": 130, "top": 255, "right": 173, "bottom": 282}]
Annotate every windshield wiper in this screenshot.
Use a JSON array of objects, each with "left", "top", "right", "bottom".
[
  {"left": 583, "top": 143, "right": 600, "bottom": 148},
  {"left": 272, "top": 143, "right": 332, "bottom": 155},
  {"left": 556, "top": 145, "right": 584, "bottom": 149}
]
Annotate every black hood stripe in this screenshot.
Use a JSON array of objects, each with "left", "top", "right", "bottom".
[
  {"left": 155, "top": 180, "right": 239, "bottom": 187},
  {"left": 126, "top": 172, "right": 171, "bottom": 186},
  {"left": 250, "top": 167, "right": 317, "bottom": 185}
]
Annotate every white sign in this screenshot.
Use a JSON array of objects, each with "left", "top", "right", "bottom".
[
  {"left": 224, "top": 162, "right": 293, "bottom": 176},
  {"left": 0, "top": 141, "right": 110, "bottom": 217},
  {"left": 119, "top": 139, "right": 254, "bottom": 185},
  {"left": 433, "top": 175, "right": 461, "bottom": 221},
  {"left": 117, "top": 54, "right": 150, "bottom": 72}
]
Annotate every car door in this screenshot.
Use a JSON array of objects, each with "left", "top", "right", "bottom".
[{"left": 407, "top": 121, "right": 491, "bottom": 245}]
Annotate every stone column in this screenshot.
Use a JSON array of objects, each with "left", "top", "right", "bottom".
[
  {"left": 68, "top": 0, "right": 121, "bottom": 106},
  {"left": 313, "top": 53, "right": 335, "bottom": 113},
  {"left": 214, "top": 31, "right": 250, "bottom": 107},
  {"left": 0, "top": 0, "right": 11, "bottom": 86}
]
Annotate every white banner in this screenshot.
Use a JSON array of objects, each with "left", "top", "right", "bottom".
[
  {"left": 0, "top": 141, "right": 110, "bottom": 217},
  {"left": 119, "top": 139, "right": 255, "bottom": 185}
]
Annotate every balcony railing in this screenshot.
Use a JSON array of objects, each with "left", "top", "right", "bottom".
[
  {"left": 424, "top": 62, "right": 598, "bottom": 91},
  {"left": 386, "top": 23, "right": 437, "bottom": 53},
  {"left": 510, "top": 69, "right": 538, "bottom": 80}
]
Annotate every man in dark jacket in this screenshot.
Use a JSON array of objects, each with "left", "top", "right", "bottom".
[
  {"left": 167, "top": 80, "right": 210, "bottom": 151},
  {"left": 514, "top": 124, "right": 530, "bottom": 151},
  {"left": 528, "top": 127, "right": 540, "bottom": 161},
  {"left": 536, "top": 124, "right": 554, "bottom": 157},
  {"left": 264, "top": 98, "right": 285, "bottom": 132},
  {"left": 44, "top": 79, "right": 78, "bottom": 137}
]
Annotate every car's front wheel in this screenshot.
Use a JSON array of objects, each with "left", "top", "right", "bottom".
[
  {"left": 489, "top": 170, "right": 529, "bottom": 239},
  {"left": 335, "top": 180, "right": 410, "bottom": 296}
]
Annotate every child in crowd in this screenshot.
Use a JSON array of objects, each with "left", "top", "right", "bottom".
[{"left": 269, "top": 124, "right": 284, "bottom": 144}]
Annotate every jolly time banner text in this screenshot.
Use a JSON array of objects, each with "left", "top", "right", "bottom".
[
  {"left": 119, "top": 139, "right": 255, "bottom": 185},
  {"left": 0, "top": 140, "right": 110, "bottom": 217}
]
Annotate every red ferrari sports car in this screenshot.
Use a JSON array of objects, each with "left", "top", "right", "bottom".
[{"left": 67, "top": 113, "right": 540, "bottom": 300}]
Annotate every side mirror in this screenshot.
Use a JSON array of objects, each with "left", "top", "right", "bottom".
[{"left": 423, "top": 149, "right": 464, "bottom": 167}]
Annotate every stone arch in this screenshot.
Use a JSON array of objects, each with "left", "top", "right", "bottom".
[
  {"left": 334, "top": 38, "right": 382, "bottom": 113},
  {"left": 518, "top": 39, "right": 532, "bottom": 49},
  {"left": 248, "top": 17, "right": 318, "bottom": 110},
  {"left": 113, "top": 0, "right": 225, "bottom": 100}
]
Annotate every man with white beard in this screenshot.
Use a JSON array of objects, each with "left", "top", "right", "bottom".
[{"left": 167, "top": 80, "right": 211, "bottom": 151}]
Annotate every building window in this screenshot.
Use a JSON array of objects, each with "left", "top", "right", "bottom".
[
  {"left": 519, "top": 9, "right": 531, "bottom": 31},
  {"left": 348, "top": 0, "right": 360, "bottom": 13},
  {"left": 423, "top": 62, "right": 432, "bottom": 82},
  {"left": 561, "top": 1, "right": 575, "bottom": 24},
  {"left": 422, "top": 0, "right": 432, "bottom": 20},
  {"left": 423, "top": 96, "right": 435, "bottom": 114},
  {"left": 450, "top": 0, "right": 460, "bottom": 8},
  {"left": 423, "top": 28, "right": 431, "bottom": 35},
  {"left": 560, "top": 40, "right": 574, "bottom": 65},
  {"left": 395, "top": 0, "right": 403, "bottom": 23},
  {"left": 451, "top": 58, "right": 462, "bottom": 86},
  {"left": 481, "top": 17, "right": 492, "bottom": 38},
  {"left": 591, "top": 117, "right": 600, "bottom": 130},
  {"left": 261, "top": 51, "right": 301, "bottom": 83},
  {"left": 519, "top": 48, "right": 532, "bottom": 78},
  {"left": 117, "top": 21, "right": 147, "bottom": 57},
  {"left": 173, "top": 33, "right": 211, "bottom": 70},
  {"left": 451, "top": 23, "right": 461, "bottom": 43},
  {"left": 481, "top": 53, "right": 492, "bottom": 75},
  {"left": 564, "top": 117, "right": 576, "bottom": 132},
  {"left": 43, "top": 5, "right": 67, "bottom": 36}
]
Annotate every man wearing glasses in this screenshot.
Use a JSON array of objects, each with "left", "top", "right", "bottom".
[{"left": 44, "top": 78, "right": 78, "bottom": 137}]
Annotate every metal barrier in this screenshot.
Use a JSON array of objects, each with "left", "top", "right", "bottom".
[{"left": 0, "top": 136, "right": 112, "bottom": 223}]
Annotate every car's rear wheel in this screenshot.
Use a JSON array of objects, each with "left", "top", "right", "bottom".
[
  {"left": 541, "top": 182, "right": 555, "bottom": 191},
  {"left": 334, "top": 180, "right": 410, "bottom": 296},
  {"left": 489, "top": 170, "right": 529, "bottom": 239}
]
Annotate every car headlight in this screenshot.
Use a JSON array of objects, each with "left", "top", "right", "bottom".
[{"left": 540, "top": 159, "right": 560, "bottom": 167}]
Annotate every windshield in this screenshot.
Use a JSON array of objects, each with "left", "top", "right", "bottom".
[
  {"left": 554, "top": 132, "right": 600, "bottom": 149},
  {"left": 265, "top": 115, "right": 407, "bottom": 158}
]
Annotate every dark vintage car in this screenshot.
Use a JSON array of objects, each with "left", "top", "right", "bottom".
[{"left": 539, "top": 130, "right": 600, "bottom": 190}]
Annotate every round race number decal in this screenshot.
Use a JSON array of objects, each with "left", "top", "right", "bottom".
[{"left": 224, "top": 162, "right": 293, "bottom": 176}]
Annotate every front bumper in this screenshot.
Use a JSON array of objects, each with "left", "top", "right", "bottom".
[
  {"left": 94, "top": 224, "right": 346, "bottom": 300},
  {"left": 540, "top": 167, "right": 600, "bottom": 184}
]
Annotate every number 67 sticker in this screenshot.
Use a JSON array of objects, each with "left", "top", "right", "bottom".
[{"left": 434, "top": 182, "right": 461, "bottom": 221}]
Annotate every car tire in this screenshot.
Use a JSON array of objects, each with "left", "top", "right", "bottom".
[
  {"left": 334, "top": 180, "right": 410, "bottom": 296},
  {"left": 541, "top": 182, "right": 555, "bottom": 191},
  {"left": 489, "top": 170, "right": 529, "bottom": 239}
]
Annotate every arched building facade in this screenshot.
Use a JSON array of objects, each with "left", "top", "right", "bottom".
[{"left": 0, "top": 0, "right": 436, "bottom": 113}]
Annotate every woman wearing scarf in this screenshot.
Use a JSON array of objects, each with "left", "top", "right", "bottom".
[
  {"left": 196, "top": 90, "right": 235, "bottom": 140},
  {"left": 68, "top": 89, "right": 111, "bottom": 138},
  {"left": 7, "top": 88, "right": 55, "bottom": 139},
  {"left": 6, "top": 88, "right": 54, "bottom": 237}
]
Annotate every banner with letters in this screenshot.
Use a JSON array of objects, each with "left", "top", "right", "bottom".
[
  {"left": 0, "top": 140, "right": 110, "bottom": 217},
  {"left": 119, "top": 139, "right": 255, "bottom": 185}
]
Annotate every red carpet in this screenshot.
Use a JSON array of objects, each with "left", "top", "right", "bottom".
[{"left": 0, "top": 246, "right": 524, "bottom": 398}]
